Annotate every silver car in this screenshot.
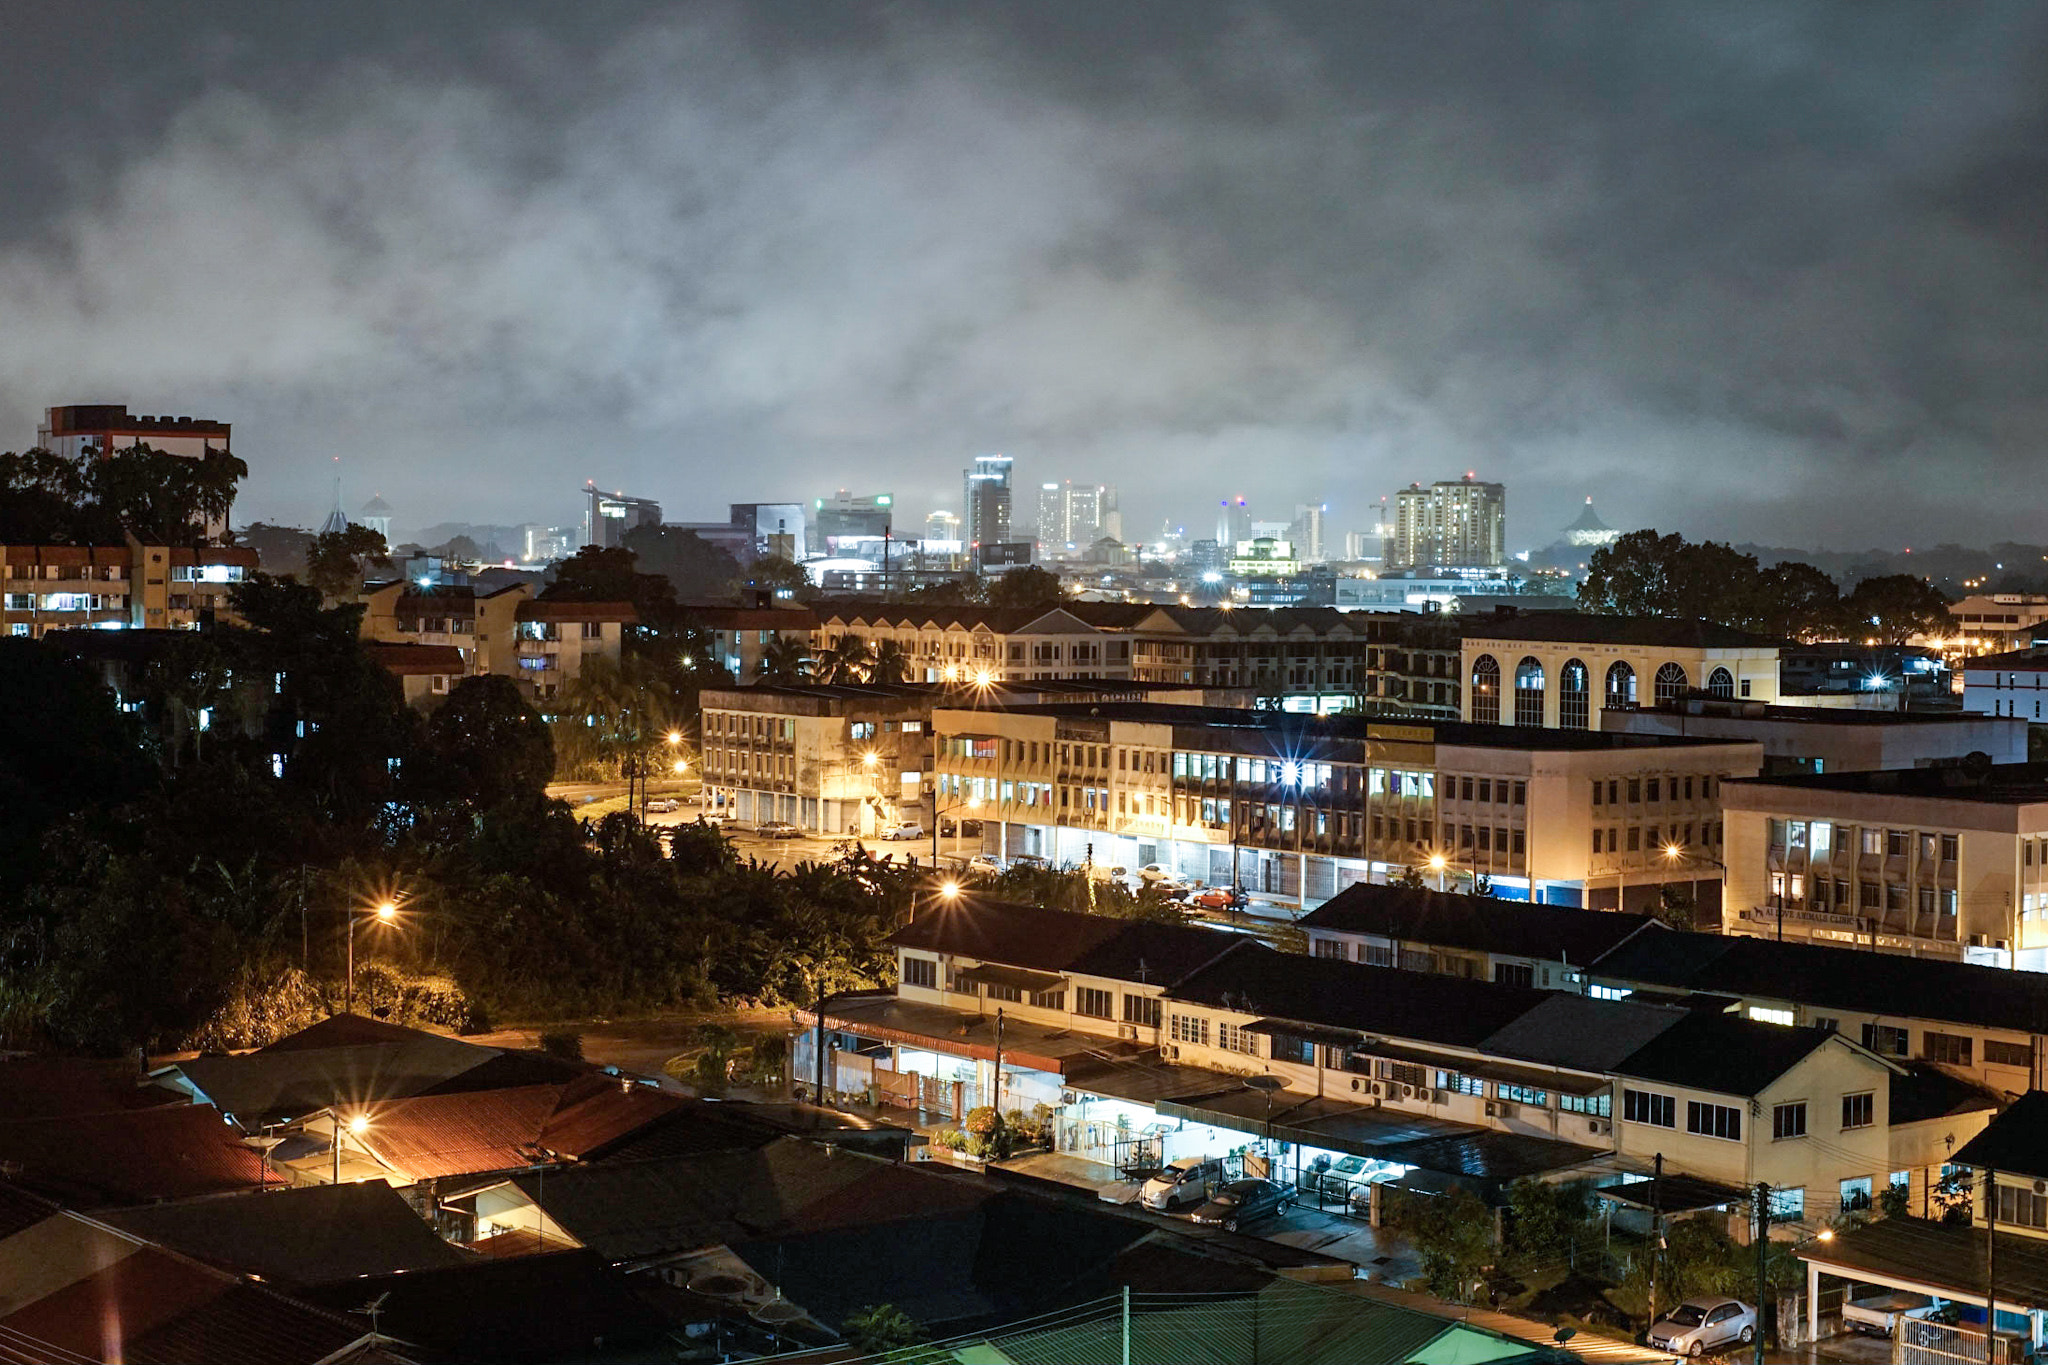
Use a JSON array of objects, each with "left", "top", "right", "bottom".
[{"left": 1647, "top": 1297, "right": 1756, "bottom": 1356}]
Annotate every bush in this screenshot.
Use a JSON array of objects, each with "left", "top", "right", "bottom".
[
  {"left": 963, "top": 1105, "right": 999, "bottom": 1139},
  {"left": 538, "top": 1030, "right": 584, "bottom": 1061}
]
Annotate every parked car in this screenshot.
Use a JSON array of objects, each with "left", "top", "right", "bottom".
[
  {"left": 698, "top": 810, "right": 731, "bottom": 826},
  {"left": 756, "top": 820, "right": 803, "bottom": 839},
  {"left": 1139, "top": 1157, "right": 1227, "bottom": 1212},
  {"left": 1085, "top": 864, "right": 1131, "bottom": 885},
  {"left": 1189, "top": 1178, "right": 1296, "bottom": 1232},
  {"left": 1137, "top": 863, "right": 1174, "bottom": 884},
  {"left": 880, "top": 822, "right": 925, "bottom": 841},
  {"left": 1145, "top": 878, "right": 1192, "bottom": 898},
  {"left": 1190, "top": 885, "right": 1249, "bottom": 911},
  {"left": 644, "top": 798, "right": 681, "bottom": 813},
  {"left": 1646, "top": 1297, "right": 1756, "bottom": 1356},
  {"left": 1008, "top": 853, "right": 1049, "bottom": 870},
  {"left": 1843, "top": 1290, "right": 1937, "bottom": 1337},
  {"left": 966, "top": 853, "right": 1004, "bottom": 876}
]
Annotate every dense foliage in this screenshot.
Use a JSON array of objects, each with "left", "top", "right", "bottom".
[
  {"left": 1579, "top": 529, "right": 1950, "bottom": 642},
  {"left": 0, "top": 445, "right": 247, "bottom": 543},
  {"left": 0, "top": 593, "right": 917, "bottom": 1055}
]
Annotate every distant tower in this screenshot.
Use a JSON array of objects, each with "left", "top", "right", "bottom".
[
  {"left": 360, "top": 494, "right": 394, "bottom": 544},
  {"left": 1562, "top": 497, "right": 1621, "bottom": 549},
  {"left": 963, "top": 455, "right": 1014, "bottom": 567},
  {"left": 319, "top": 476, "right": 349, "bottom": 536}
]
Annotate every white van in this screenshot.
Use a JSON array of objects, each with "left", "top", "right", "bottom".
[{"left": 1140, "top": 1156, "right": 1226, "bottom": 1212}]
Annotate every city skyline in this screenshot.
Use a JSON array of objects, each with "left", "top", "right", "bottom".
[{"left": 1, "top": 3, "right": 2044, "bottom": 547}]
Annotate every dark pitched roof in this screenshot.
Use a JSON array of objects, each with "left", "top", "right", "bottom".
[
  {"left": 103, "top": 1179, "right": 471, "bottom": 1286},
  {"left": 256, "top": 1012, "right": 443, "bottom": 1052},
  {"left": 1961, "top": 647, "right": 2048, "bottom": 671},
  {"left": 1801, "top": 1215, "right": 2048, "bottom": 1307},
  {"left": 0, "top": 1057, "right": 186, "bottom": 1120},
  {"left": 1889, "top": 1063, "right": 2003, "bottom": 1128},
  {"left": 1612, "top": 1013, "right": 1840, "bottom": 1098},
  {"left": 1477, "top": 994, "right": 1688, "bottom": 1073},
  {"left": 0, "top": 1104, "right": 269, "bottom": 1206},
  {"left": 1063, "top": 918, "right": 1255, "bottom": 985},
  {"left": 298, "top": 1249, "right": 672, "bottom": 1361},
  {"left": 888, "top": 898, "right": 1130, "bottom": 974},
  {"left": 1460, "top": 613, "right": 1781, "bottom": 649},
  {"left": 1953, "top": 1090, "right": 2048, "bottom": 1176},
  {"left": 1165, "top": 947, "right": 1552, "bottom": 1050},
  {"left": 1300, "top": 882, "right": 1663, "bottom": 967},
  {"left": 168, "top": 1029, "right": 509, "bottom": 1124},
  {"left": 1590, "top": 930, "right": 2048, "bottom": 1035}
]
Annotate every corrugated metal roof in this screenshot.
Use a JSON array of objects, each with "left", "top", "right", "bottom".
[
  {"left": 353, "top": 1085, "right": 561, "bottom": 1180},
  {"left": 0, "top": 1105, "right": 269, "bottom": 1206}
]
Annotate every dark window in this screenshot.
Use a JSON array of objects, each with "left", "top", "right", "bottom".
[
  {"left": 1841, "top": 1092, "right": 1875, "bottom": 1129},
  {"left": 1687, "top": 1101, "right": 1742, "bottom": 1141},
  {"left": 1772, "top": 1102, "right": 1807, "bottom": 1140},
  {"left": 1270, "top": 1033, "right": 1314, "bottom": 1065},
  {"left": 1623, "top": 1088, "right": 1675, "bottom": 1128},
  {"left": 1923, "top": 1032, "right": 1973, "bottom": 1066},
  {"left": 1942, "top": 834, "right": 1959, "bottom": 861},
  {"left": 902, "top": 956, "right": 936, "bottom": 989},
  {"left": 1985, "top": 1039, "right": 2033, "bottom": 1069},
  {"left": 984, "top": 981, "right": 1022, "bottom": 1003},
  {"left": 1862, "top": 1024, "right": 1909, "bottom": 1057},
  {"left": 1075, "top": 987, "right": 1113, "bottom": 1019},
  {"left": 1122, "top": 994, "right": 1162, "bottom": 1028},
  {"left": 1494, "top": 962, "right": 1535, "bottom": 989}
]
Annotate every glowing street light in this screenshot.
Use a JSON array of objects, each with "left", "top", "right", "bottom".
[
  {"left": 1426, "top": 852, "right": 1448, "bottom": 892},
  {"left": 940, "top": 880, "right": 961, "bottom": 900},
  {"left": 672, "top": 759, "right": 689, "bottom": 775},
  {"left": 666, "top": 731, "right": 682, "bottom": 746}
]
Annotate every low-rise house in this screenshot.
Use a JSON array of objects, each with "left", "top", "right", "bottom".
[
  {"left": 1299, "top": 881, "right": 1665, "bottom": 986},
  {"left": 1606, "top": 698, "right": 2026, "bottom": 776},
  {"left": 361, "top": 640, "right": 468, "bottom": 708}
]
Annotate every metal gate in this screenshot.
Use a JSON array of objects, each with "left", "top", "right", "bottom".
[{"left": 1900, "top": 1317, "right": 2028, "bottom": 1365}]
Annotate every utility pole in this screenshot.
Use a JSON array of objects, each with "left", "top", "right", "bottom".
[
  {"left": 990, "top": 1007, "right": 1007, "bottom": 1141},
  {"left": 1753, "top": 1181, "right": 1770, "bottom": 1365},
  {"left": 1986, "top": 1167, "right": 1998, "bottom": 1365},
  {"left": 1647, "top": 1152, "right": 1663, "bottom": 1333},
  {"left": 814, "top": 974, "right": 830, "bottom": 1109},
  {"left": 1121, "top": 1284, "right": 1130, "bottom": 1365}
]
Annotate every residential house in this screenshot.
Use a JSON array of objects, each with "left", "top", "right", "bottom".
[{"left": 1299, "top": 882, "right": 1666, "bottom": 986}]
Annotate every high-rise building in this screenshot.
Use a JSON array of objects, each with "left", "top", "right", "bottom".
[
  {"left": 1289, "top": 504, "right": 1326, "bottom": 564},
  {"left": 582, "top": 485, "right": 662, "bottom": 550},
  {"left": 815, "top": 491, "right": 894, "bottom": 548},
  {"left": 964, "top": 455, "right": 1013, "bottom": 565},
  {"left": 40, "top": 404, "right": 236, "bottom": 539},
  {"left": 1034, "top": 480, "right": 1112, "bottom": 553},
  {"left": 1387, "top": 475, "right": 1505, "bottom": 570},
  {"left": 1035, "top": 483, "right": 1063, "bottom": 548},
  {"left": 729, "top": 503, "right": 807, "bottom": 561},
  {"left": 1215, "top": 497, "right": 1252, "bottom": 549}
]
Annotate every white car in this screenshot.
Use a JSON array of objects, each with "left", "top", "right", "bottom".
[
  {"left": 967, "top": 854, "right": 1004, "bottom": 876},
  {"left": 1137, "top": 863, "right": 1175, "bottom": 883},
  {"left": 644, "top": 798, "right": 681, "bottom": 814},
  {"left": 698, "top": 809, "right": 731, "bottom": 826},
  {"left": 1647, "top": 1297, "right": 1756, "bottom": 1356},
  {"left": 1140, "top": 1156, "right": 1227, "bottom": 1212},
  {"left": 881, "top": 822, "right": 925, "bottom": 841}
]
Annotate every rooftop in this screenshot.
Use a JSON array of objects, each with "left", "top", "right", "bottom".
[
  {"left": 1802, "top": 1215, "right": 2048, "bottom": 1308},
  {"left": 0, "top": 1104, "right": 270, "bottom": 1206},
  {"left": 1590, "top": 930, "right": 2048, "bottom": 1035},
  {"left": 1723, "top": 760, "right": 2048, "bottom": 805},
  {"left": 1300, "top": 882, "right": 1664, "bottom": 966},
  {"left": 1460, "top": 612, "right": 1782, "bottom": 649},
  {"left": 1603, "top": 1012, "right": 1842, "bottom": 1098},
  {"left": 1965, "top": 647, "right": 2048, "bottom": 670},
  {"left": 1627, "top": 698, "right": 2017, "bottom": 727},
  {"left": 1953, "top": 1089, "right": 2048, "bottom": 1177}
]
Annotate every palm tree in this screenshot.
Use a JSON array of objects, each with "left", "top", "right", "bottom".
[
  {"left": 816, "top": 634, "right": 875, "bottom": 684},
  {"left": 870, "top": 639, "right": 912, "bottom": 685},
  {"left": 758, "top": 635, "right": 813, "bottom": 685}
]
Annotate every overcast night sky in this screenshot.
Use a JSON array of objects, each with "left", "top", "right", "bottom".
[{"left": 1, "top": 2, "right": 2044, "bottom": 551}]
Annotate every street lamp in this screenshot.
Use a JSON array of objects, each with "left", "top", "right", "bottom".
[
  {"left": 1660, "top": 842, "right": 1730, "bottom": 933},
  {"left": 344, "top": 899, "right": 401, "bottom": 1015},
  {"left": 1426, "top": 852, "right": 1449, "bottom": 892},
  {"left": 327, "top": 1106, "right": 372, "bottom": 1184}
]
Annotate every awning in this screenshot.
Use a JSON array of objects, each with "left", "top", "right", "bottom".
[
  {"left": 1240, "top": 1019, "right": 1363, "bottom": 1047},
  {"left": 1358, "top": 1042, "right": 1611, "bottom": 1097},
  {"left": 951, "top": 964, "right": 1068, "bottom": 994},
  {"left": 1596, "top": 1175, "right": 1749, "bottom": 1215}
]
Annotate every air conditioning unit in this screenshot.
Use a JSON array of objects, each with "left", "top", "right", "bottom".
[
  {"left": 1369, "top": 1082, "right": 1382, "bottom": 1096},
  {"left": 1118, "top": 1024, "right": 1138, "bottom": 1040},
  {"left": 1486, "top": 1101, "right": 1516, "bottom": 1119},
  {"left": 1588, "top": 1119, "right": 1609, "bottom": 1136},
  {"left": 1350, "top": 1078, "right": 1362, "bottom": 1092},
  {"left": 2033, "top": 1179, "right": 2046, "bottom": 1196},
  {"left": 1484, "top": 1101, "right": 1498, "bottom": 1117},
  {"left": 1161, "top": 1043, "right": 1178, "bottom": 1060},
  {"left": 1397, "top": 1084, "right": 1412, "bottom": 1100}
]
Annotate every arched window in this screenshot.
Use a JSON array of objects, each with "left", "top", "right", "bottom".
[
  {"left": 1706, "top": 666, "right": 1735, "bottom": 699},
  {"left": 1471, "top": 654, "right": 1501, "bottom": 725},
  {"left": 1559, "top": 659, "right": 1590, "bottom": 730},
  {"left": 1513, "top": 657, "right": 1546, "bottom": 727},
  {"left": 1654, "top": 662, "right": 1690, "bottom": 705},
  {"left": 1605, "top": 661, "right": 1637, "bottom": 709}
]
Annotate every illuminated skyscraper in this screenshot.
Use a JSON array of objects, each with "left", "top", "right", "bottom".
[
  {"left": 1388, "top": 475, "right": 1505, "bottom": 570},
  {"left": 964, "top": 454, "right": 1013, "bottom": 565}
]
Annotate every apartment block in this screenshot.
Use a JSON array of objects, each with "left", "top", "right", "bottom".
[
  {"left": 1721, "top": 763, "right": 2048, "bottom": 968},
  {"left": 3, "top": 539, "right": 256, "bottom": 637},
  {"left": 930, "top": 703, "right": 1759, "bottom": 910},
  {"left": 1606, "top": 698, "right": 2026, "bottom": 776},
  {"left": 1388, "top": 476, "right": 1505, "bottom": 570}
]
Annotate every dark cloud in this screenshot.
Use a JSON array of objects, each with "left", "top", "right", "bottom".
[{"left": 0, "top": 1, "right": 2043, "bottom": 549}]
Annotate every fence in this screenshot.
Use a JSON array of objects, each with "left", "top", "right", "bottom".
[{"left": 1900, "top": 1316, "right": 2029, "bottom": 1365}]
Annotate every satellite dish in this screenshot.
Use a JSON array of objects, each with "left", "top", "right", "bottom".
[{"left": 1244, "top": 1075, "right": 1286, "bottom": 1093}]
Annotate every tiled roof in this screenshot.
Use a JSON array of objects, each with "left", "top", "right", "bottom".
[
  {"left": 0, "top": 1105, "right": 269, "bottom": 1206},
  {"left": 0, "top": 1057, "right": 186, "bottom": 1120},
  {"left": 1611, "top": 1013, "right": 1839, "bottom": 1098},
  {"left": 362, "top": 641, "right": 467, "bottom": 674},
  {"left": 517, "top": 599, "right": 638, "bottom": 622},
  {"left": 256, "top": 1012, "right": 438, "bottom": 1052},
  {"left": 1724, "top": 760, "right": 2048, "bottom": 805},
  {"left": 352, "top": 1084, "right": 561, "bottom": 1179}
]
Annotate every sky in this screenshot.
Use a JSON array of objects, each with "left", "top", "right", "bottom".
[{"left": 1, "top": 1, "right": 2044, "bottom": 552}]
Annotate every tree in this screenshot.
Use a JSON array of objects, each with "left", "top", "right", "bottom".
[
  {"left": 1652, "top": 883, "right": 1697, "bottom": 931},
  {"left": 0, "top": 640, "right": 148, "bottom": 895},
  {"left": 871, "top": 638, "right": 913, "bottom": 684},
  {"left": 1383, "top": 1187, "right": 1495, "bottom": 1301},
  {"left": 306, "top": 524, "right": 390, "bottom": 600},
  {"left": 816, "top": 634, "right": 875, "bottom": 683},
  {"left": 1841, "top": 574, "right": 1951, "bottom": 645},
  {"left": 1579, "top": 530, "right": 1760, "bottom": 625},
  {"left": 619, "top": 525, "right": 742, "bottom": 601},
  {"left": 745, "top": 554, "right": 810, "bottom": 598},
  {"left": 432, "top": 534, "right": 483, "bottom": 561},
  {"left": 1504, "top": 1179, "right": 1591, "bottom": 1269},
  {"left": 843, "top": 1304, "right": 928, "bottom": 1355},
  {"left": 758, "top": 635, "right": 812, "bottom": 685},
  {"left": 1748, "top": 560, "right": 1843, "bottom": 641},
  {"left": 985, "top": 565, "right": 1066, "bottom": 611},
  {"left": 423, "top": 676, "right": 554, "bottom": 807},
  {"left": 1391, "top": 864, "right": 1429, "bottom": 889}
]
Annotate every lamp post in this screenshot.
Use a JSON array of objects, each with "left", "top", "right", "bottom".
[
  {"left": 328, "top": 1107, "right": 370, "bottom": 1185},
  {"left": 344, "top": 900, "right": 399, "bottom": 1015},
  {"left": 1659, "top": 843, "right": 1729, "bottom": 933},
  {"left": 1427, "top": 852, "right": 1449, "bottom": 893}
]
